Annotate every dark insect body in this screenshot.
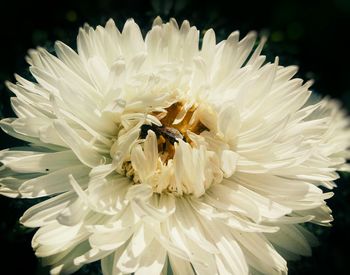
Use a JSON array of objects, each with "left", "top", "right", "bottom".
[{"left": 140, "top": 123, "right": 184, "bottom": 144}]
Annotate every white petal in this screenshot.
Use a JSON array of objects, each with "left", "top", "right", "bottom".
[
  {"left": 89, "top": 228, "right": 134, "bottom": 251},
  {"left": 220, "top": 150, "right": 239, "bottom": 177},
  {"left": 1, "top": 149, "right": 79, "bottom": 173},
  {"left": 56, "top": 197, "right": 89, "bottom": 226},
  {"left": 20, "top": 191, "right": 77, "bottom": 227},
  {"left": 168, "top": 254, "right": 195, "bottom": 275},
  {"left": 88, "top": 176, "right": 129, "bottom": 214},
  {"left": 73, "top": 247, "right": 113, "bottom": 265},
  {"left": 235, "top": 231, "right": 287, "bottom": 273},
  {"left": 54, "top": 41, "right": 89, "bottom": 81},
  {"left": 19, "top": 165, "right": 89, "bottom": 198},
  {"left": 128, "top": 223, "right": 154, "bottom": 257},
  {"left": 53, "top": 120, "right": 106, "bottom": 167},
  {"left": 265, "top": 224, "right": 313, "bottom": 256},
  {"left": 48, "top": 240, "right": 91, "bottom": 275},
  {"left": 218, "top": 103, "right": 241, "bottom": 142},
  {"left": 131, "top": 130, "right": 158, "bottom": 182},
  {"left": 134, "top": 240, "right": 167, "bottom": 275},
  {"left": 174, "top": 198, "right": 218, "bottom": 253},
  {"left": 100, "top": 243, "right": 127, "bottom": 275},
  {"left": 204, "top": 221, "right": 249, "bottom": 275},
  {"left": 223, "top": 180, "right": 292, "bottom": 219}
]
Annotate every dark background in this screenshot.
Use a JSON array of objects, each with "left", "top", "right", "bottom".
[{"left": 0, "top": 0, "right": 350, "bottom": 274}]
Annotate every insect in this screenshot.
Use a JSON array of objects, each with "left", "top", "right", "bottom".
[{"left": 140, "top": 123, "right": 184, "bottom": 145}]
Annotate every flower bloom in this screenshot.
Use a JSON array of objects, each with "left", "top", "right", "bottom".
[{"left": 0, "top": 17, "right": 349, "bottom": 274}]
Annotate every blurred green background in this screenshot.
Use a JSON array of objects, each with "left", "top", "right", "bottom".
[{"left": 0, "top": 0, "right": 350, "bottom": 274}]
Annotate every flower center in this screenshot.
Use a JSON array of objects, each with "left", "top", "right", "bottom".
[
  {"left": 114, "top": 101, "right": 223, "bottom": 197},
  {"left": 141, "top": 102, "right": 208, "bottom": 163}
]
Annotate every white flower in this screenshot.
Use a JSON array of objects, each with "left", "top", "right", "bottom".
[{"left": 0, "top": 17, "right": 349, "bottom": 275}]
